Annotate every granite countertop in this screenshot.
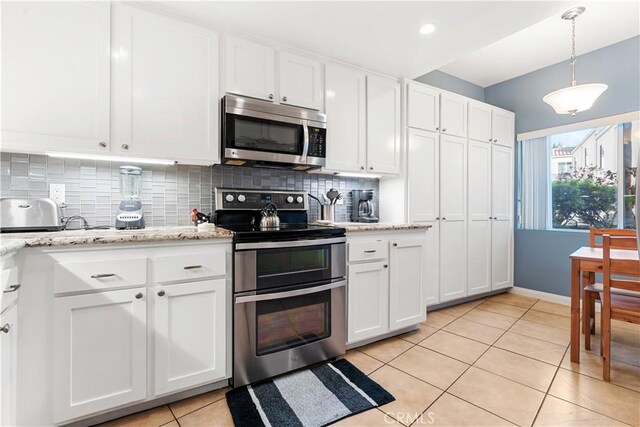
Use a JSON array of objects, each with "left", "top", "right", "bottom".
[
  {"left": 316, "top": 222, "right": 432, "bottom": 232},
  {"left": 0, "top": 225, "right": 233, "bottom": 256}
]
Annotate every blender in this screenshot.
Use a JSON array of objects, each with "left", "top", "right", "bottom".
[{"left": 115, "top": 166, "right": 145, "bottom": 229}]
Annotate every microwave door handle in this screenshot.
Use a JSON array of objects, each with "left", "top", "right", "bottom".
[
  {"left": 301, "top": 122, "right": 309, "bottom": 161},
  {"left": 235, "top": 280, "right": 346, "bottom": 304}
]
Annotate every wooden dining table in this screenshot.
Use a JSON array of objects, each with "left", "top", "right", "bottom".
[{"left": 569, "top": 246, "right": 640, "bottom": 362}]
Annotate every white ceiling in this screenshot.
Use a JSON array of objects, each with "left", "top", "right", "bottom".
[
  {"left": 147, "top": 1, "right": 574, "bottom": 79},
  {"left": 440, "top": 1, "right": 640, "bottom": 87}
]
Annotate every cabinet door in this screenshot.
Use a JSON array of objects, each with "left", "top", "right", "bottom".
[
  {"left": 407, "top": 82, "right": 439, "bottom": 132},
  {"left": 468, "top": 102, "right": 492, "bottom": 143},
  {"left": 112, "top": 5, "right": 219, "bottom": 164},
  {"left": 325, "top": 63, "right": 367, "bottom": 172},
  {"left": 278, "top": 52, "right": 322, "bottom": 110},
  {"left": 440, "top": 93, "right": 467, "bottom": 137},
  {"left": 492, "top": 109, "right": 515, "bottom": 148},
  {"left": 366, "top": 75, "right": 401, "bottom": 175},
  {"left": 439, "top": 135, "right": 467, "bottom": 302},
  {"left": 347, "top": 262, "right": 389, "bottom": 344},
  {"left": 389, "top": 237, "right": 427, "bottom": 330},
  {"left": 1, "top": 2, "right": 110, "bottom": 154},
  {"left": 491, "top": 145, "right": 514, "bottom": 290},
  {"left": 54, "top": 288, "right": 147, "bottom": 423},
  {"left": 467, "top": 140, "right": 492, "bottom": 296},
  {"left": 225, "top": 36, "right": 275, "bottom": 101},
  {"left": 154, "top": 279, "right": 227, "bottom": 395},
  {"left": 407, "top": 129, "right": 439, "bottom": 222},
  {"left": 0, "top": 305, "right": 17, "bottom": 427},
  {"left": 424, "top": 221, "right": 440, "bottom": 307}
]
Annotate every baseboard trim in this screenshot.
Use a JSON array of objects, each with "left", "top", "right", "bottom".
[{"left": 510, "top": 286, "right": 601, "bottom": 312}]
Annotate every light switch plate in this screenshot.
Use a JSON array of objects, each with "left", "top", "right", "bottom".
[{"left": 49, "top": 184, "right": 66, "bottom": 204}]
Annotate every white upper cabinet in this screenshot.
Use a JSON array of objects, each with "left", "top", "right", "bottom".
[
  {"left": 225, "top": 36, "right": 276, "bottom": 102},
  {"left": 112, "top": 5, "right": 219, "bottom": 164},
  {"left": 407, "top": 82, "right": 439, "bottom": 132},
  {"left": 440, "top": 93, "right": 467, "bottom": 137},
  {"left": 1, "top": 2, "right": 111, "bottom": 155},
  {"left": 366, "top": 75, "right": 401, "bottom": 174},
  {"left": 468, "top": 101, "right": 493, "bottom": 143},
  {"left": 278, "top": 52, "right": 322, "bottom": 110},
  {"left": 492, "top": 109, "right": 515, "bottom": 148},
  {"left": 407, "top": 129, "right": 439, "bottom": 222},
  {"left": 324, "top": 63, "right": 367, "bottom": 172}
]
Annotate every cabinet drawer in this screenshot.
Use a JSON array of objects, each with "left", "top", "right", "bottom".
[
  {"left": 53, "top": 257, "right": 147, "bottom": 294},
  {"left": 153, "top": 250, "right": 226, "bottom": 283},
  {"left": 1, "top": 266, "right": 20, "bottom": 312},
  {"left": 348, "top": 240, "right": 388, "bottom": 262}
]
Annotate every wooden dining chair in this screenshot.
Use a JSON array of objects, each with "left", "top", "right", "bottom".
[
  {"left": 583, "top": 228, "right": 638, "bottom": 350},
  {"left": 600, "top": 234, "right": 640, "bottom": 381}
]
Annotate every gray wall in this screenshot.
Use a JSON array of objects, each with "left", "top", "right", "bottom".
[
  {"left": 484, "top": 36, "right": 640, "bottom": 296},
  {"left": 414, "top": 69, "right": 485, "bottom": 102},
  {"left": 0, "top": 153, "right": 378, "bottom": 228}
]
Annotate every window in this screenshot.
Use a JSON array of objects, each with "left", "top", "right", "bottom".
[{"left": 518, "top": 118, "right": 638, "bottom": 231}]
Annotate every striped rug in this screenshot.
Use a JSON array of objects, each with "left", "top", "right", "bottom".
[{"left": 226, "top": 359, "right": 395, "bottom": 427}]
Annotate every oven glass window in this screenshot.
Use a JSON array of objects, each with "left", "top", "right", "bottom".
[
  {"left": 256, "top": 290, "right": 330, "bottom": 356},
  {"left": 227, "top": 114, "right": 303, "bottom": 155},
  {"left": 256, "top": 246, "right": 331, "bottom": 289}
]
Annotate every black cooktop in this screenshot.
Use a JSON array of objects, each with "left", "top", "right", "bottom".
[{"left": 218, "top": 223, "right": 345, "bottom": 243}]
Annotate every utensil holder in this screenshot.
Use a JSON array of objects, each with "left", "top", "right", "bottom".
[{"left": 321, "top": 205, "right": 335, "bottom": 222}]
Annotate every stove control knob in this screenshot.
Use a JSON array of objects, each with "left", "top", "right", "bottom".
[
  {"left": 237, "top": 194, "right": 246, "bottom": 203},
  {"left": 286, "top": 196, "right": 294, "bottom": 203},
  {"left": 225, "top": 194, "right": 234, "bottom": 202},
  {"left": 296, "top": 196, "right": 303, "bottom": 203}
]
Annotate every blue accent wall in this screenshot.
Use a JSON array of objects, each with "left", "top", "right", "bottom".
[
  {"left": 483, "top": 36, "right": 640, "bottom": 296},
  {"left": 414, "top": 69, "right": 485, "bottom": 102}
]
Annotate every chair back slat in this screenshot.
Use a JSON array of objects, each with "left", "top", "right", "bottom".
[
  {"left": 610, "top": 279, "right": 640, "bottom": 292},
  {"left": 591, "top": 228, "right": 638, "bottom": 249},
  {"left": 603, "top": 235, "right": 640, "bottom": 295}
]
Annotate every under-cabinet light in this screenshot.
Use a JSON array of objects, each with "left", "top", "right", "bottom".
[
  {"left": 46, "top": 152, "right": 177, "bottom": 166},
  {"left": 332, "top": 172, "right": 382, "bottom": 179}
]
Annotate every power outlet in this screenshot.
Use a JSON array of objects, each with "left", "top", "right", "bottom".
[{"left": 49, "top": 184, "right": 66, "bottom": 204}]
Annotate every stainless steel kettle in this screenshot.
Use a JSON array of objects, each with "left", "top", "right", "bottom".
[{"left": 259, "top": 202, "right": 280, "bottom": 229}]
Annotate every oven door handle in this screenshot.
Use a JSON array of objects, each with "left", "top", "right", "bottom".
[
  {"left": 235, "top": 280, "right": 346, "bottom": 304},
  {"left": 235, "top": 236, "right": 346, "bottom": 250},
  {"left": 301, "top": 122, "right": 309, "bottom": 162}
]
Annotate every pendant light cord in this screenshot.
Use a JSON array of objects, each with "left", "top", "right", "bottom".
[{"left": 571, "top": 17, "right": 577, "bottom": 86}]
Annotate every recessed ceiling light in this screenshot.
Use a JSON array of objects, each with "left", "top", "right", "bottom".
[{"left": 419, "top": 24, "right": 436, "bottom": 35}]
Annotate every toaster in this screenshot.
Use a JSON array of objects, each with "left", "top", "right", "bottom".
[{"left": 0, "top": 198, "right": 64, "bottom": 232}]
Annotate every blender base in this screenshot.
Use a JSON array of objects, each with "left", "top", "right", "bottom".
[{"left": 115, "top": 200, "right": 145, "bottom": 229}]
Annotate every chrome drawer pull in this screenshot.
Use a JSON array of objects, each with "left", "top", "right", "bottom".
[
  {"left": 3, "top": 284, "right": 20, "bottom": 293},
  {"left": 364, "top": 250, "right": 377, "bottom": 253},
  {"left": 1, "top": 323, "right": 10, "bottom": 334},
  {"left": 91, "top": 274, "right": 115, "bottom": 279},
  {"left": 184, "top": 265, "right": 203, "bottom": 270}
]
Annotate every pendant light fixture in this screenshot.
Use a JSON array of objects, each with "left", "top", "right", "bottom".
[{"left": 542, "top": 6, "right": 607, "bottom": 116}]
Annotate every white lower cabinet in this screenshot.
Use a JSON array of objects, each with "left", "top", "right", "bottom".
[
  {"left": 154, "top": 279, "right": 227, "bottom": 395},
  {"left": 347, "top": 231, "right": 426, "bottom": 345},
  {"left": 347, "top": 262, "right": 389, "bottom": 343},
  {"left": 1, "top": 304, "right": 18, "bottom": 427},
  {"left": 54, "top": 288, "right": 148, "bottom": 423}
]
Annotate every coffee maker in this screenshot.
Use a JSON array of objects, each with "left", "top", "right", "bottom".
[{"left": 351, "top": 189, "right": 378, "bottom": 223}]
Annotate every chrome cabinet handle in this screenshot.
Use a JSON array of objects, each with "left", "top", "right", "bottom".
[
  {"left": 135, "top": 292, "right": 143, "bottom": 299},
  {"left": 383, "top": 264, "right": 388, "bottom": 268},
  {"left": 442, "top": 128, "right": 447, "bottom": 132},
  {"left": 282, "top": 96, "right": 288, "bottom": 102},
  {"left": 435, "top": 127, "right": 439, "bottom": 131},
  {"left": 360, "top": 166, "right": 365, "bottom": 170},
  {"left": 183, "top": 265, "right": 202, "bottom": 270},
  {"left": 98, "top": 141, "right": 107, "bottom": 148},
  {"left": 442, "top": 217, "right": 447, "bottom": 221},
  {"left": 158, "top": 290, "right": 165, "bottom": 297},
  {"left": 0, "top": 324, "right": 10, "bottom": 334},
  {"left": 91, "top": 274, "right": 115, "bottom": 279},
  {"left": 393, "top": 243, "right": 398, "bottom": 247},
  {"left": 121, "top": 144, "right": 129, "bottom": 150},
  {"left": 268, "top": 93, "right": 274, "bottom": 100},
  {"left": 364, "top": 250, "right": 377, "bottom": 253},
  {"left": 436, "top": 217, "right": 440, "bottom": 220},
  {"left": 3, "top": 284, "right": 20, "bottom": 293},
  {"left": 369, "top": 167, "right": 373, "bottom": 170}
]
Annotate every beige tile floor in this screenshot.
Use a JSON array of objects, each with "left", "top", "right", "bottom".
[{"left": 99, "top": 292, "right": 640, "bottom": 427}]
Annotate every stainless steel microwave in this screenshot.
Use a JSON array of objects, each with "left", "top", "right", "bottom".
[{"left": 221, "top": 94, "right": 327, "bottom": 171}]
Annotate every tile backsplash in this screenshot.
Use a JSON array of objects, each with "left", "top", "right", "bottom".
[{"left": 0, "top": 153, "right": 379, "bottom": 227}]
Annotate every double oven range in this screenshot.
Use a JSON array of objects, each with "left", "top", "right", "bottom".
[{"left": 214, "top": 188, "right": 346, "bottom": 387}]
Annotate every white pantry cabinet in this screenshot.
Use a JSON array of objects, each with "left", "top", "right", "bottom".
[
  {"left": 366, "top": 75, "right": 401, "bottom": 174},
  {"left": 225, "top": 36, "right": 276, "bottom": 102},
  {"left": 154, "top": 279, "right": 227, "bottom": 395},
  {"left": 53, "top": 288, "right": 148, "bottom": 423},
  {"left": 1, "top": 1, "right": 111, "bottom": 155},
  {"left": 468, "top": 101, "right": 515, "bottom": 148},
  {"left": 0, "top": 304, "right": 18, "bottom": 427},
  {"left": 325, "top": 63, "right": 367, "bottom": 172},
  {"left": 491, "top": 145, "right": 514, "bottom": 289},
  {"left": 112, "top": 5, "right": 219, "bottom": 164},
  {"left": 278, "top": 51, "right": 323, "bottom": 110},
  {"left": 347, "top": 231, "right": 427, "bottom": 346},
  {"left": 347, "top": 261, "right": 389, "bottom": 343}
]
